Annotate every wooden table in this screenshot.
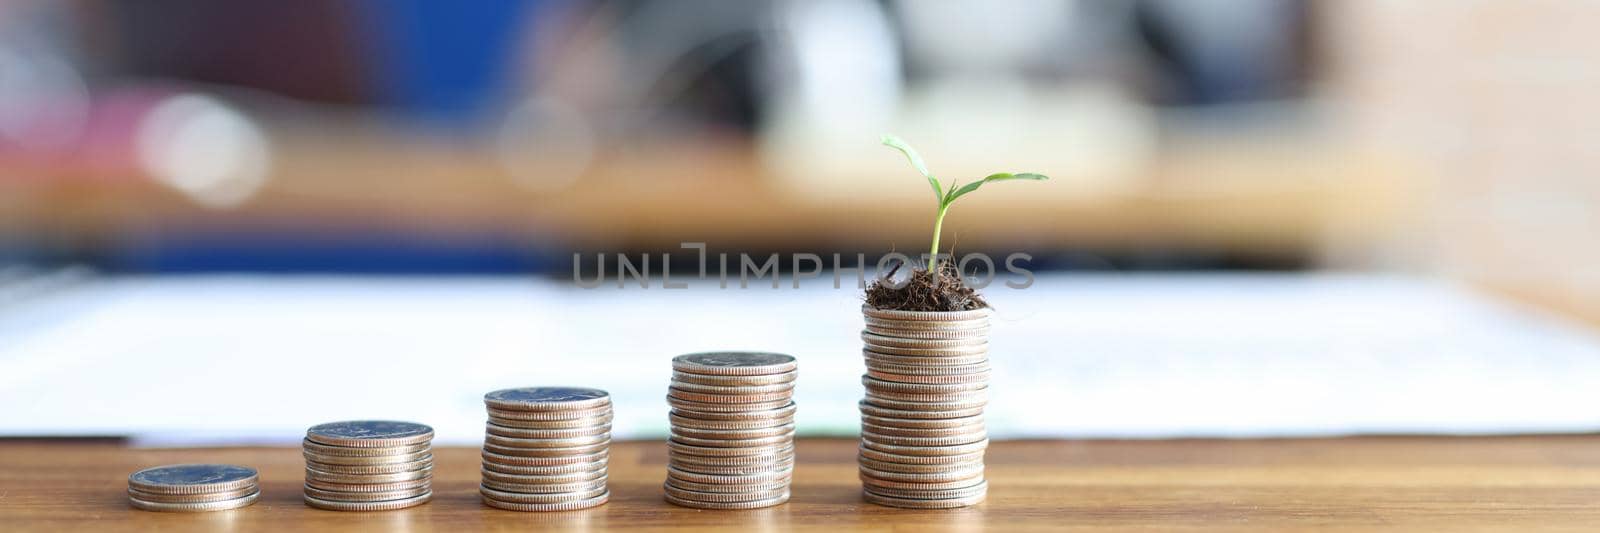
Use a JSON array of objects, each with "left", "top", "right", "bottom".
[{"left": 2, "top": 437, "right": 1597, "bottom": 531}]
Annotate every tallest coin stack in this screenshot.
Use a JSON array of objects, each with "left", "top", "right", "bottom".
[{"left": 857, "top": 305, "right": 992, "bottom": 508}]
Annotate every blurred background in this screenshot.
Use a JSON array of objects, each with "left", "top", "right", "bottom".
[{"left": 3, "top": 0, "right": 1599, "bottom": 444}]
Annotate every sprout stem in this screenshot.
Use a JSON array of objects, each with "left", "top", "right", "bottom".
[{"left": 929, "top": 203, "right": 949, "bottom": 280}]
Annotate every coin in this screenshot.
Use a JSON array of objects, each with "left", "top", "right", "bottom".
[
  {"left": 861, "top": 413, "right": 984, "bottom": 429},
  {"left": 670, "top": 430, "right": 795, "bottom": 448},
  {"left": 668, "top": 446, "right": 794, "bottom": 466},
  {"left": 482, "top": 449, "right": 608, "bottom": 466},
  {"left": 304, "top": 457, "right": 433, "bottom": 475},
  {"left": 671, "top": 423, "right": 796, "bottom": 440},
  {"left": 857, "top": 445, "right": 986, "bottom": 466},
  {"left": 483, "top": 441, "right": 609, "bottom": 458},
  {"left": 302, "top": 485, "right": 430, "bottom": 502},
  {"left": 482, "top": 458, "right": 608, "bottom": 476},
  {"left": 670, "top": 380, "right": 795, "bottom": 395},
  {"left": 673, "top": 352, "right": 797, "bottom": 376},
  {"left": 864, "top": 392, "right": 985, "bottom": 408},
  {"left": 861, "top": 332, "right": 987, "bottom": 349},
  {"left": 860, "top": 430, "right": 988, "bottom": 448},
  {"left": 667, "top": 388, "right": 794, "bottom": 404},
  {"left": 865, "top": 479, "right": 989, "bottom": 500},
  {"left": 861, "top": 438, "right": 990, "bottom": 457},
  {"left": 666, "top": 440, "right": 793, "bottom": 458},
  {"left": 480, "top": 485, "right": 607, "bottom": 504},
  {"left": 664, "top": 476, "right": 793, "bottom": 493},
  {"left": 863, "top": 316, "right": 990, "bottom": 331},
  {"left": 484, "top": 433, "right": 610, "bottom": 449},
  {"left": 481, "top": 477, "right": 608, "bottom": 495},
  {"left": 859, "top": 400, "right": 985, "bottom": 419},
  {"left": 670, "top": 402, "right": 796, "bottom": 421},
  {"left": 304, "top": 491, "right": 432, "bottom": 511},
  {"left": 304, "top": 476, "right": 432, "bottom": 493},
  {"left": 127, "top": 486, "right": 257, "bottom": 504},
  {"left": 861, "top": 490, "right": 985, "bottom": 509},
  {"left": 485, "top": 422, "right": 610, "bottom": 439},
  {"left": 303, "top": 449, "right": 433, "bottom": 466},
  {"left": 129, "top": 490, "right": 259, "bottom": 512},
  {"left": 859, "top": 463, "right": 985, "bottom": 483},
  {"left": 862, "top": 375, "right": 989, "bottom": 394},
  {"left": 488, "top": 413, "right": 613, "bottom": 429},
  {"left": 664, "top": 490, "right": 789, "bottom": 510},
  {"left": 302, "top": 440, "right": 431, "bottom": 457},
  {"left": 666, "top": 466, "right": 793, "bottom": 485},
  {"left": 863, "top": 326, "right": 992, "bottom": 340},
  {"left": 484, "top": 387, "right": 611, "bottom": 412},
  {"left": 663, "top": 484, "right": 789, "bottom": 504},
  {"left": 861, "top": 305, "right": 992, "bottom": 321},
  {"left": 862, "top": 422, "right": 986, "bottom": 438},
  {"left": 857, "top": 456, "right": 982, "bottom": 474},
  {"left": 669, "top": 396, "right": 792, "bottom": 413},
  {"left": 482, "top": 490, "right": 609, "bottom": 512},
  {"left": 860, "top": 473, "right": 985, "bottom": 491},
  {"left": 864, "top": 350, "right": 985, "bottom": 368},
  {"left": 671, "top": 371, "right": 797, "bottom": 387},
  {"left": 862, "top": 344, "right": 990, "bottom": 357},
  {"left": 668, "top": 459, "right": 796, "bottom": 477},
  {"left": 306, "top": 421, "right": 434, "bottom": 448},
  {"left": 128, "top": 464, "right": 258, "bottom": 495},
  {"left": 305, "top": 464, "right": 434, "bottom": 484},
  {"left": 488, "top": 406, "right": 611, "bottom": 421},
  {"left": 669, "top": 412, "right": 793, "bottom": 430},
  {"left": 481, "top": 467, "right": 607, "bottom": 485}
]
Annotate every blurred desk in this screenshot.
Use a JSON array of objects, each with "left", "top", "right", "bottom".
[{"left": 3, "top": 437, "right": 1599, "bottom": 530}]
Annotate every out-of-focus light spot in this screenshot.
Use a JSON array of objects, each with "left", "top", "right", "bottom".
[
  {"left": 496, "top": 97, "right": 592, "bottom": 192},
  {"left": 135, "top": 94, "right": 270, "bottom": 208},
  {"left": 0, "top": 46, "right": 90, "bottom": 152}
]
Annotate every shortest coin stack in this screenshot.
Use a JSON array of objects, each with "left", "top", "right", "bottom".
[
  {"left": 303, "top": 420, "right": 435, "bottom": 511},
  {"left": 665, "top": 351, "right": 798, "bottom": 510},
  {"left": 480, "top": 387, "right": 613, "bottom": 512},
  {"left": 128, "top": 464, "right": 260, "bottom": 512}
]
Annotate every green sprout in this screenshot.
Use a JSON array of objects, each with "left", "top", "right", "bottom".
[{"left": 880, "top": 134, "right": 1049, "bottom": 279}]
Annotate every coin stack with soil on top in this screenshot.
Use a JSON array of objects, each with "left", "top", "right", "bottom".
[
  {"left": 302, "top": 420, "right": 435, "bottom": 511},
  {"left": 858, "top": 305, "right": 992, "bottom": 508},
  {"left": 127, "top": 464, "right": 260, "bottom": 512},
  {"left": 479, "top": 387, "right": 613, "bottom": 511},
  {"left": 665, "top": 351, "right": 798, "bottom": 510}
]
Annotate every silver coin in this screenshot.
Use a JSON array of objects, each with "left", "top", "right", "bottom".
[
  {"left": 861, "top": 413, "right": 984, "bottom": 429},
  {"left": 302, "top": 440, "right": 431, "bottom": 458},
  {"left": 128, "top": 464, "right": 258, "bottom": 495},
  {"left": 862, "top": 375, "right": 989, "bottom": 394},
  {"left": 127, "top": 486, "right": 258, "bottom": 504},
  {"left": 864, "top": 479, "right": 988, "bottom": 500},
  {"left": 861, "top": 332, "right": 986, "bottom": 349},
  {"left": 479, "top": 485, "right": 608, "bottom": 504},
  {"left": 484, "top": 433, "right": 611, "bottom": 449},
  {"left": 663, "top": 483, "right": 789, "bottom": 504},
  {"left": 488, "top": 412, "right": 613, "bottom": 429},
  {"left": 484, "top": 387, "right": 611, "bottom": 412},
  {"left": 481, "top": 467, "right": 606, "bottom": 485},
  {"left": 668, "top": 458, "right": 795, "bottom": 477},
  {"left": 668, "top": 445, "right": 794, "bottom": 466},
  {"left": 668, "top": 395, "right": 792, "bottom": 413},
  {"left": 672, "top": 352, "right": 797, "bottom": 376},
  {"left": 862, "top": 421, "right": 986, "bottom": 438},
  {"left": 863, "top": 349, "right": 989, "bottom": 366},
  {"left": 666, "top": 465, "right": 792, "bottom": 485},
  {"left": 857, "top": 456, "right": 984, "bottom": 474},
  {"left": 669, "top": 381, "right": 796, "bottom": 395},
  {"left": 862, "top": 344, "right": 990, "bottom": 357},
  {"left": 863, "top": 326, "right": 992, "bottom": 340},
  {"left": 859, "top": 400, "right": 985, "bottom": 419},
  {"left": 862, "top": 489, "right": 984, "bottom": 509},
  {"left": 304, "top": 456, "right": 433, "bottom": 475},
  {"left": 669, "top": 413, "right": 793, "bottom": 431},
  {"left": 860, "top": 473, "right": 985, "bottom": 491},
  {"left": 670, "top": 402, "right": 796, "bottom": 422},
  {"left": 664, "top": 490, "right": 788, "bottom": 509},
  {"left": 304, "top": 476, "right": 432, "bottom": 494},
  {"left": 304, "top": 491, "right": 432, "bottom": 511},
  {"left": 482, "top": 490, "right": 609, "bottom": 512},
  {"left": 865, "top": 361, "right": 991, "bottom": 376},
  {"left": 129, "top": 490, "right": 259, "bottom": 512},
  {"left": 672, "top": 423, "right": 796, "bottom": 440},
  {"left": 483, "top": 440, "right": 609, "bottom": 458},
  {"left": 663, "top": 475, "right": 792, "bottom": 493},
  {"left": 857, "top": 445, "right": 986, "bottom": 465},
  {"left": 481, "top": 477, "right": 608, "bottom": 495},
  {"left": 863, "top": 316, "right": 990, "bottom": 330},
  {"left": 666, "top": 440, "right": 793, "bottom": 458},
  {"left": 305, "top": 421, "right": 434, "bottom": 448},
  {"left": 859, "top": 463, "right": 985, "bottom": 483},
  {"left": 302, "top": 485, "right": 430, "bottom": 503},
  {"left": 669, "top": 432, "right": 794, "bottom": 449},
  {"left": 303, "top": 449, "right": 433, "bottom": 466},
  {"left": 862, "top": 394, "right": 988, "bottom": 411},
  {"left": 485, "top": 422, "right": 610, "bottom": 439},
  {"left": 304, "top": 464, "right": 434, "bottom": 484},
  {"left": 667, "top": 387, "right": 794, "bottom": 404},
  {"left": 482, "top": 449, "right": 608, "bottom": 466},
  {"left": 861, "top": 305, "right": 992, "bottom": 321},
  {"left": 482, "top": 458, "right": 608, "bottom": 476},
  {"left": 861, "top": 430, "right": 987, "bottom": 448},
  {"left": 861, "top": 438, "right": 990, "bottom": 457},
  {"left": 672, "top": 371, "right": 797, "bottom": 387},
  {"left": 487, "top": 406, "right": 611, "bottom": 421}
]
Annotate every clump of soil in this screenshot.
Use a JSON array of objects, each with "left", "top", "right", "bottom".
[{"left": 865, "top": 261, "right": 988, "bottom": 312}]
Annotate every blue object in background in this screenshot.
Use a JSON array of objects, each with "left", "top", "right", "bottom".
[{"left": 355, "top": 0, "right": 540, "bottom": 127}]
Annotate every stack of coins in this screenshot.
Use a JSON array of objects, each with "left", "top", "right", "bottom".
[
  {"left": 127, "top": 464, "right": 260, "bottom": 512},
  {"left": 665, "top": 351, "right": 798, "bottom": 510},
  {"left": 302, "top": 420, "right": 435, "bottom": 511},
  {"left": 480, "top": 387, "right": 612, "bottom": 511},
  {"left": 858, "top": 305, "right": 992, "bottom": 508}
]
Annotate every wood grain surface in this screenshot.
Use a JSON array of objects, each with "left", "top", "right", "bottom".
[{"left": 2, "top": 437, "right": 1598, "bottom": 531}]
